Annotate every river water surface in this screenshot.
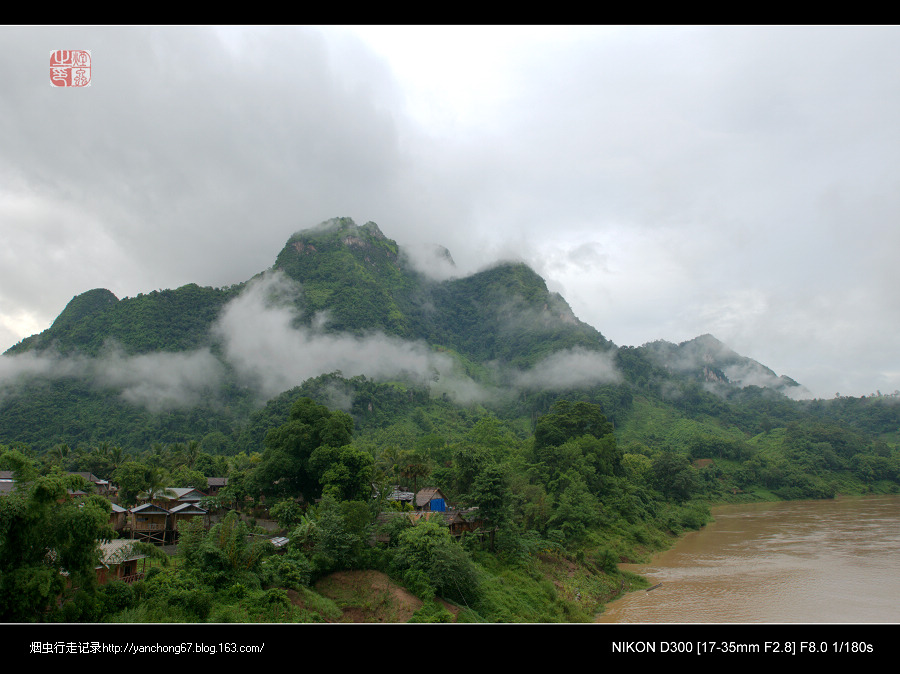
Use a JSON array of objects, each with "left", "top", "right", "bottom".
[{"left": 596, "top": 495, "right": 900, "bottom": 623}]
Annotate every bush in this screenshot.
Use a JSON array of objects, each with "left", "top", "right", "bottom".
[
  {"left": 389, "top": 520, "right": 482, "bottom": 607},
  {"left": 593, "top": 547, "right": 619, "bottom": 575},
  {"left": 99, "top": 579, "right": 137, "bottom": 615},
  {"left": 408, "top": 599, "right": 454, "bottom": 623},
  {"left": 169, "top": 587, "right": 213, "bottom": 620},
  {"left": 402, "top": 568, "right": 435, "bottom": 601},
  {"left": 262, "top": 551, "right": 313, "bottom": 590}
]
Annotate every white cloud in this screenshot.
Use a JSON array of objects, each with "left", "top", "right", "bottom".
[
  {"left": 211, "top": 272, "right": 489, "bottom": 402},
  {"left": 0, "top": 346, "right": 224, "bottom": 412},
  {"left": 513, "top": 347, "right": 621, "bottom": 391}
]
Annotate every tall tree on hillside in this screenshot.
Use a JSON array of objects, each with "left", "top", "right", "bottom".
[
  {"left": 179, "top": 440, "right": 202, "bottom": 470},
  {"left": 252, "top": 398, "right": 354, "bottom": 502},
  {"left": 144, "top": 466, "right": 175, "bottom": 502},
  {"left": 51, "top": 443, "right": 71, "bottom": 467},
  {"left": 531, "top": 400, "right": 622, "bottom": 495},
  {"left": 397, "top": 451, "right": 430, "bottom": 498}
]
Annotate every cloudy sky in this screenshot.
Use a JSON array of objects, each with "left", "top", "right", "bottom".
[{"left": 1, "top": 25, "right": 898, "bottom": 400}]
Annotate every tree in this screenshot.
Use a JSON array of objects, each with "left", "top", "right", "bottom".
[
  {"left": 178, "top": 512, "right": 270, "bottom": 589},
  {"left": 651, "top": 452, "right": 699, "bottom": 502},
  {"left": 253, "top": 398, "right": 355, "bottom": 501},
  {"left": 51, "top": 443, "right": 71, "bottom": 467},
  {"left": 168, "top": 466, "right": 207, "bottom": 490},
  {"left": 533, "top": 400, "right": 614, "bottom": 453},
  {"left": 113, "top": 461, "right": 153, "bottom": 507},
  {"left": 470, "top": 462, "right": 512, "bottom": 531},
  {"left": 0, "top": 446, "right": 39, "bottom": 483},
  {"left": 452, "top": 444, "right": 493, "bottom": 497},
  {"left": 532, "top": 401, "right": 619, "bottom": 483},
  {"left": 178, "top": 440, "right": 202, "bottom": 470},
  {"left": 311, "top": 496, "right": 371, "bottom": 573},
  {"left": 397, "top": 451, "right": 430, "bottom": 496},
  {"left": 113, "top": 462, "right": 174, "bottom": 506},
  {"left": 200, "top": 431, "right": 230, "bottom": 455},
  {"left": 546, "top": 471, "right": 600, "bottom": 544},
  {"left": 0, "top": 472, "right": 113, "bottom": 621},
  {"left": 310, "top": 443, "right": 374, "bottom": 502},
  {"left": 389, "top": 519, "right": 482, "bottom": 607}
]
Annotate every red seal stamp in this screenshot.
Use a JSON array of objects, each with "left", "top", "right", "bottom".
[{"left": 50, "top": 50, "right": 91, "bottom": 87}]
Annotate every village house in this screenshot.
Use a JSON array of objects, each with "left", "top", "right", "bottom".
[
  {"left": 68, "top": 472, "right": 116, "bottom": 498},
  {"left": 169, "top": 502, "right": 209, "bottom": 532},
  {"left": 128, "top": 503, "right": 172, "bottom": 544},
  {"left": 415, "top": 487, "right": 448, "bottom": 512},
  {"left": 385, "top": 486, "right": 414, "bottom": 508},
  {"left": 95, "top": 539, "right": 147, "bottom": 585},
  {"left": 139, "top": 486, "right": 208, "bottom": 508},
  {"left": 206, "top": 477, "right": 228, "bottom": 497},
  {"left": 377, "top": 486, "right": 485, "bottom": 543},
  {"left": 128, "top": 487, "right": 210, "bottom": 544},
  {"left": 109, "top": 503, "right": 128, "bottom": 533}
]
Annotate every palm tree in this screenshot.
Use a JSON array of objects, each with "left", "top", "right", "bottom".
[
  {"left": 51, "top": 443, "right": 70, "bottom": 467},
  {"left": 179, "top": 440, "right": 201, "bottom": 470},
  {"left": 143, "top": 466, "right": 176, "bottom": 504},
  {"left": 375, "top": 445, "right": 402, "bottom": 482},
  {"left": 109, "top": 445, "right": 125, "bottom": 471},
  {"left": 397, "top": 451, "right": 431, "bottom": 504}
]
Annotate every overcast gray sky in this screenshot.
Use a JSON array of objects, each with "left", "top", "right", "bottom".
[{"left": 1, "top": 25, "right": 898, "bottom": 400}]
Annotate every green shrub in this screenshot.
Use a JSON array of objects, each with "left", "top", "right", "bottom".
[
  {"left": 408, "top": 599, "right": 453, "bottom": 623},
  {"left": 593, "top": 547, "right": 619, "bottom": 575},
  {"left": 99, "top": 579, "right": 137, "bottom": 614}
]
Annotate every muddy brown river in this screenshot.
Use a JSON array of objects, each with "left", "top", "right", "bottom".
[{"left": 596, "top": 494, "right": 900, "bottom": 623}]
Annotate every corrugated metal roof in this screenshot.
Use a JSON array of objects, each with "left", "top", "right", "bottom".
[
  {"left": 170, "top": 502, "right": 206, "bottom": 514},
  {"left": 97, "top": 539, "right": 145, "bottom": 565},
  {"left": 130, "top": 503, "right": 170, "bottom": 514}
]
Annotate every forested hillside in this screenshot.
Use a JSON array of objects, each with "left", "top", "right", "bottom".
[{"left": 1, "top": 218, "right": 898, "bottom": 622}]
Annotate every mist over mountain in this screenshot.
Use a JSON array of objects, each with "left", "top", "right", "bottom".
[
  {"left": 0, "top": 217, "right": 810, "bottom": 450},
  {"left": 639, "top": 334, "right": 809, "bottom": 400}
]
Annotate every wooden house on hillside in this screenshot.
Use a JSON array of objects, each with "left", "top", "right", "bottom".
[
  {"left": 377, "top": 485, "right": 486, "bottom": 544},
  {"left": 140, "top": 487, "right": 207, "bottom": 508},
  {"left": 109, "top": 503, "right": 127, "bottom": 533},
  {"left": 68, "top": 472, "right": 116, "bottom": 497},
  {"left": 444, "top": 508, "right": 482, "bottom": 536},
  {"left": 385, "top": 487, "right": 414, "bottom": 509},
  {"left": 415, "top": 487, "right": 448, "bottom": 512},
  {"left": 95, "top": 539, "right": 147, "bottom": 585},
  {"left": 127, "top": 495, "right": 209, "bottom": 544},
  {"left": 0, "top": 472, "right": 15, "bottom": 496},
  {"left": 128, "top": 503, "right": 171, "bottom": 544},
  {"left": 206, "top": 477, "right": 228, "bottom": 497},
  {"left": 170, "top": 502, "right": 208, "bottom": 532}
]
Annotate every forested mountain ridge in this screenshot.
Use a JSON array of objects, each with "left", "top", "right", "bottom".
[
  {"left": 271, "top": 217, "right": 610, "bottom": 366},
  {"left": 6, "top": 217, "right": 607, "bottom": 366},
  {"left": 0, "top": 216, "right": 896, "bottom": 460},
  {"left": 2, "top": 218, "right": 899, "bottom": 624},
  {"left": 0, "top": 217, "right": 617, "bottom": 450},
  {"left": 636, "top": 334, "right": 805, "bottom": 399},
  {"left": 5, "top": 283, "right": 242, "bottom": 357}
]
